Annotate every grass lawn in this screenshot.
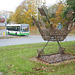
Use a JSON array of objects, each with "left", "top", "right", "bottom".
[{"left": 0, "top": 41, "right": 75, "bottom": 75}]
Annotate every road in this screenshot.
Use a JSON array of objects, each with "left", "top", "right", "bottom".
[
  {"left": 0, "top": 35, "right": 75, "bottom": 47},
  {"left": 0, "top": 35, "right": 45, "bottom": 46}
]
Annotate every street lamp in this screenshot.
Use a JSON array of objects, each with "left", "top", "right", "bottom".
[{"left": 37, "top": 0, "right": 38, "bottom": 20}]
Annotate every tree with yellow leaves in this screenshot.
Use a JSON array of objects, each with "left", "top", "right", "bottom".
[
  {"left": 50, "top": 3, "right": 65, "bottom": 27},
  {"left": 12, "top": 0, "right": 38, "bottom": 26}
]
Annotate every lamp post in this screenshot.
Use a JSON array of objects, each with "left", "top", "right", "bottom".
[{"left": 37, "top": 0, "right": 38, "bottom": 20}]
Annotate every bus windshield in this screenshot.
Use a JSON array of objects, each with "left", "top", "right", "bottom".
[{"left": 21, "top": 26, "right": 29, "bottom": 32}]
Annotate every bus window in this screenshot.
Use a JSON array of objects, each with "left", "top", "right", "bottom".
[
  {"left": 7, "top": 26, "right": 10, "bottom": 30},
  {"left": 7, "top": 26, "right": 20, "bottom": 31}
]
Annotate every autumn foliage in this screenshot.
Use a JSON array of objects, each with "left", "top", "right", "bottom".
[
  {"left": 11, "top": 0, "right": 38, "bottom": 26},
  {"left": 50, "top": 4, "right": 65, "bottom": 27},
  {"left": 7, "top": 0, "right": 74, "bottom": 28}
]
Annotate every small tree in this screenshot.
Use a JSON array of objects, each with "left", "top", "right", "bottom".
[
  {"left": 67, "top": 0, "right": 75, "bottom": 10},
  {"left": 67, "top": 0, "right": 75, "bottom": 16}
]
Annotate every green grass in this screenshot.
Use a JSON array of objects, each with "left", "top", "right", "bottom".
[{"left": 0, "top": 41, "right": 75, "bottom": 75}]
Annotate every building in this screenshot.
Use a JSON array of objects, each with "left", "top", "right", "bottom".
[{"left": 0, "top": 10, "right": 13, "bottom": 18}]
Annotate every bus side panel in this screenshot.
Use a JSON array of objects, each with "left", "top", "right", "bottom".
[
  {"left": 20, "top": 32, "right": 30, "bottom": 35},
  {"left": 7, "top": 31, "right": 29, "bottom": 36},
  {"left": 7, "top": 30, "right": 20, "bottom": 35}
]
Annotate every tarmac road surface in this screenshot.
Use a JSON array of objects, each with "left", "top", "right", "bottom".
[{"left": 0, "top": 35, "right": 75, "bottom": 47}]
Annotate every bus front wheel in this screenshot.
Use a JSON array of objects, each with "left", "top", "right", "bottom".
[
  {"left": 15, "top": 33, "right": 17, "bottom": 35},
  {"left": 8, "top": 32, "right": 10, "bottom": 34}
]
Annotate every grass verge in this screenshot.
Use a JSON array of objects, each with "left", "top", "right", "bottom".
[{"left": 0, "top": 41, "right": 75, "bottom": 75}]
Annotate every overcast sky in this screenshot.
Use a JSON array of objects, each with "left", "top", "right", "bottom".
[{"left": 0, "top": 0, "right": 60, "bottom": 12}]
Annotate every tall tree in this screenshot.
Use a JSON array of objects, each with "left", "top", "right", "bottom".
[
  {"left": 13, "top": 5, "right": 25, "bottom": 24},
  {"left": 12, "top": 0, "right": 39, "bottom": 25}
]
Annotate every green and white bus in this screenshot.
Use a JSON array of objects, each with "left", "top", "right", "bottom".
[{"left": 6, "top": 24, "right": 30, "bottom": 36}]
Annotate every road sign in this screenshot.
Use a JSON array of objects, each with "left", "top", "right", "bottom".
[{"left": 0, "top": 15, "right": 7, "bottom": 26}]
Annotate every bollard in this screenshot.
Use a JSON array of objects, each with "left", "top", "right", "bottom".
[{"left": 3, "top": 32, "right": 5, "bottom": 36}]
